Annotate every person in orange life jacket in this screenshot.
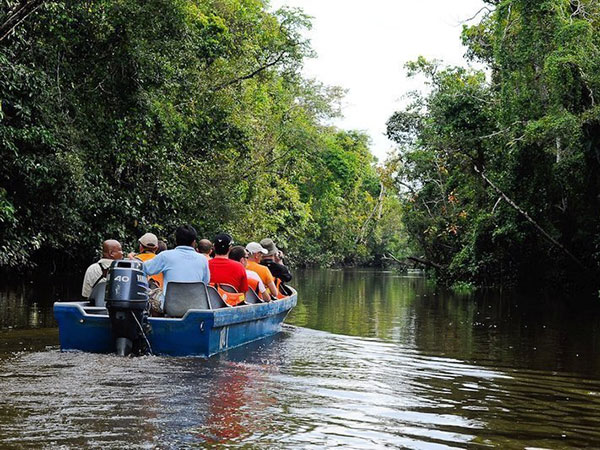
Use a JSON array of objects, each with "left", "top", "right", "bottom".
[
  {"left": 229, "top": 246, "right": 271, "bottom": 302},
  {"left": 129, "top": 232, "right": 164, "bottom": 289},
  {"left": 81, "top": 239, "right": 123, "bottom": 299},
  {"left": 245, "top": 242, "right": 278, "bottom": 298},
  {"left": 197, "top": 239, "right": 213, "bottom": 261},
  {"left": 208, "top": 233, "right": 248, "bottom": 293},
  {"left": 259, "top": 238, "right": 292, "bottom": 295}
]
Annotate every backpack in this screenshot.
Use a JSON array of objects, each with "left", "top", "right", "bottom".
[{"left": 91, "top": 262, "right": 110, "bottom": 289}]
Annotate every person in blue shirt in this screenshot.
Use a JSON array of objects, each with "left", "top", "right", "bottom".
[{"left": 142, "top": 225, "right": 210, "bottom": 311}]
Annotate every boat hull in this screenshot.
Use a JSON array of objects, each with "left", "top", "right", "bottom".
[{"left": 54, "top": 291, "right": 297, "bottom": 357}]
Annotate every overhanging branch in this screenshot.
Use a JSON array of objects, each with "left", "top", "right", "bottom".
[
  {"left": 474, "top": 165, "right": 588, "bottom": 271},
  {"left": 0, "top": 0, "right": 46, "bottom": 42},
  {"left": 212, "top": 50, "right": 288, "bottom": 91}
]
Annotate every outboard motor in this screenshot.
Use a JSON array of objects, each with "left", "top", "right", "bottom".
[{"left": 105, "top": 260, "right": 149, "bottom": 356}]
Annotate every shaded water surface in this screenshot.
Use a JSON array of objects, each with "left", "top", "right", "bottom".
[{"left": 2, "top": 269, "right": 600, "bottom": 448}]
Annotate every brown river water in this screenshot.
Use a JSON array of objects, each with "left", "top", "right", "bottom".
[{"left": 1, "top": 269, "right": 600, "bottom": 449}]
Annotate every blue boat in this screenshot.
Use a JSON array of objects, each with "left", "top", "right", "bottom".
[{"left": 54, "top": 280, "right": 297, "bottom": 357}]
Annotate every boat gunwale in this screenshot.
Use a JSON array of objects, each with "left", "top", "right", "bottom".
[{"left": 53, "top": 288, "right": 297, "bottom": 328}]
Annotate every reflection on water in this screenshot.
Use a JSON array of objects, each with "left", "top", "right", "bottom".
[
  {"left": 290, "top": 269, "right": 600, "bottom": 374},
  {"left": 1, "top": 269, "right": 600, "bottom": 448}
]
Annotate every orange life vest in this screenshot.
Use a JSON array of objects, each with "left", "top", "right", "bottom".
[
  {"left": 275, "top": 278, "right": 288, "bottom": 299},
  {"left": 247, "top": 277, "right": 260, "bottom": 294},
  {"left": 135, "top": 252, "right": 163, "bottom": 289},
  {"left": 210, "top": 283, "right": 246, "bottom": 306}
]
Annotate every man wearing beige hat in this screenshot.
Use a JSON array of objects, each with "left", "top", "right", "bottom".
[
  {"left": 259, "top": 238, "right": 292, "bottom": 294},
  {"left": 132, "top": 232, "right": 163, "bottom": 289}
]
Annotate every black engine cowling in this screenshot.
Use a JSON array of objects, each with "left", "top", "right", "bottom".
[{"left": 105, "top": 260, "right": 149, "bottom": 356}]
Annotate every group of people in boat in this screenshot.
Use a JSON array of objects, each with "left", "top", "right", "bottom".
[{"left": 81, "top": 225, "right": 292, "bottom": 312}]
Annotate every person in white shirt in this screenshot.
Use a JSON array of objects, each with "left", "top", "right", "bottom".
[
  {"left": 81, "top": 239, "right": 123, "bottom": 298},
  {"left": 229, "top": 246, "right": 271, "bottom": 301}
]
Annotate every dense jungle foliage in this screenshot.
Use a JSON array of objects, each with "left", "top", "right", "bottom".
[
  {"left": 0, "top": 0, "right": 405, "bottom": 272},
  {"left": 386, "top": 0, "right": 600, "bottom": 290}
]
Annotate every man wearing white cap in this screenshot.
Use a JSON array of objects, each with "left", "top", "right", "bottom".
[{"left": 245, "top": 242, "right": 278, "bottom": 298}]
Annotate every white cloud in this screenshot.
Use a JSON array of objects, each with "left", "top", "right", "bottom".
[{"left": 270, "top": 0, "right": 486, "bottom": 161}]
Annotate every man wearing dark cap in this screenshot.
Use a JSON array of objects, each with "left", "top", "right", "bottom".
[
  {"left": 259, "top": 238, "right": 292, "bottom": 292},
  {"left": 208, "top": 233, "right": 248, "bottom": 293},
  {"left": 142, "top": 225, "right": 210, "bottom": 308}
]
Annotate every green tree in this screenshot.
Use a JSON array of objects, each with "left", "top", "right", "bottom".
[
  {"left": 0, "top": 0, "right": 402, "bottom": 272},
  {"left": 387, "top": 0, "right": 600, "bottom": 290}
]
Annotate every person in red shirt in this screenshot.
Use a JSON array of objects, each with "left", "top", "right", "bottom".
[{"left": 208, "top": 233, "right": 248, "bottom": 293}]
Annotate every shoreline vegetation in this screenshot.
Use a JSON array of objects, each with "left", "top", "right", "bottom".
[
  {"left": 2, "top": 0, "right": 600, "bottom": 294},
  {"left": 384, "top": 0, "right": 600, "bottom": 293}
]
